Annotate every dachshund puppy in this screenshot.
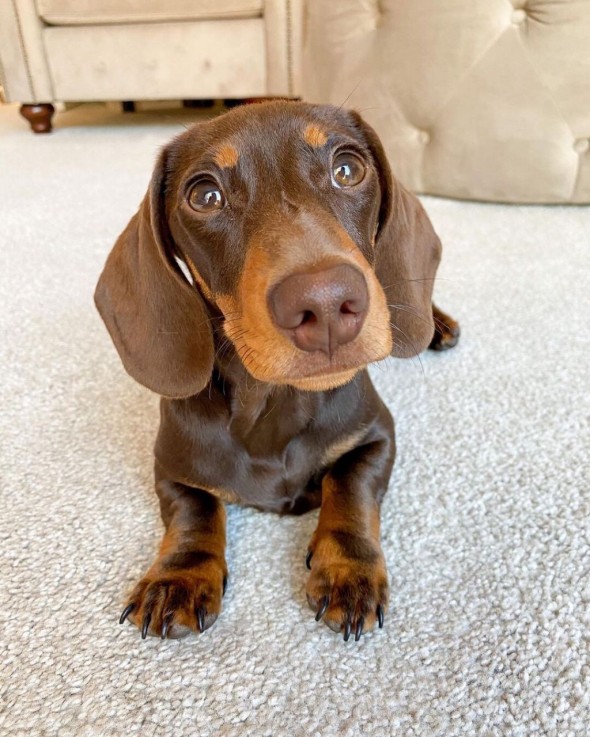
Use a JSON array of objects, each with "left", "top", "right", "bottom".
[{"left": 95, "top": 101, "right": 459, "bottom": 642}]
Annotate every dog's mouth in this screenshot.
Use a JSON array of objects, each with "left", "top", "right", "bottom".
[
  {"left": 224, "top": 328, "right": 391, "bottom": 389},
  {"left": 287, "top": 349, "right": 370, "bottom": 378}
]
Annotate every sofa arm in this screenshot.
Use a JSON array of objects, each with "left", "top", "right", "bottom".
[
  {"left": 264, "top": 0, "right": 302, "bottom": 97},
  {"left": 0, "top": 0, "right": 53, "bottom": 103}
]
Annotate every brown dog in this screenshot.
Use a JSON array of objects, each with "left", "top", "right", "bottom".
[{"left": 95, "top": 101, "right": 459, "bottom": 643}]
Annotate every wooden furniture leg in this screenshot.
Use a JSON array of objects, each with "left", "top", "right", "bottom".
[{"left": 19, "top": 104, "right": 55, "bottom": 133}]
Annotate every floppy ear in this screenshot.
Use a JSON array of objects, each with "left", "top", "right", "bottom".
[
  {"left": 351, "top": 113, "right": 442, "bottom": 358},
  {"left": 94, "top": 147, "right": 214, "bottom": 398}
]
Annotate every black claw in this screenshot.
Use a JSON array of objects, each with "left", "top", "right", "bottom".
[
  {"left": 223, "top": 577, "right": 228, "bottom": 595},
  {"left": 119, "top": 603, "right": 135, "bottom": 625},
  {"left": 305, "top": 551, "right": 313, "bottom": 570},
  {"left": 377, "top": 605, "right": 384, "bottom": 629},
  {"left": 161, "top": 615, "right": 172, "bottom": 640},
  {"left": 315, "top": 595, "right": 329, "bottom": 622},
  {"left": 343, "top": 621, "right": 351, "bottom": 642},
  {"left": 141, "top": 612, "right": 151, "bottom": 640},
  {"left": 196, "top": 607, "right": 205, "bottom": 633},
  {"left": 355, "top": 617, "right": 364, "bottom": 642}
]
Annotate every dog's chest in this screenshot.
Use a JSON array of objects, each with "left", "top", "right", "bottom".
[
  {"left": 228, "top": 383, "right": 315, "bottom": 457},
  {"left": 157, "top": 377, "right": 366, "bottom": 512},
  {"left": 219, "top": 386, "right": 321, "bottom": 503}
]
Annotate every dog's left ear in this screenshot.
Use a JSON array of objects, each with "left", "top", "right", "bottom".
[{"left": 350, "top": 112, "right": 442, "bottom": 358}]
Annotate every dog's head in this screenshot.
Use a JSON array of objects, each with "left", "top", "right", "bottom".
[{"left": 95, "top": 102, "right": 441, "bottom": 398}]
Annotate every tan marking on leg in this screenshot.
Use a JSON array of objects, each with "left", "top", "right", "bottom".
[
  {"left": 195, "top": 484, "right": 239, "bottom": 505},
  {"left": 316, "top": 475, "right": 381, "bottom": 539},
  {"left": 303, "top": 124, "right": 328, "bottom": 148},
  {"left": 214, "top": 144, "right": 239, "bottom": 168},
  {"left": 306, "top": 475, "right": 388, "bottom": 636},
  {"left": 155, "top": 503, "right": 227, "bottom": 561},
  {"left": 321, "top": 428, "right": 367, "bottom": 467}
]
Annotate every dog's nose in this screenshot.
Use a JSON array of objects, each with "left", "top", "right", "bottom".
[{"left": 269, "top": 264, "right": 368, "bottom": 354}]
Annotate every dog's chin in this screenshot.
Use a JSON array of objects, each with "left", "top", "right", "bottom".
[
  {"left": 285, "top": 368, "right": 361, "bottom": 391},
  {"left": 245, "top": 365, "right": 362, "bottom": 391},
  {"left": 239, "top": 349, "right": 390, "bottom": 391}
]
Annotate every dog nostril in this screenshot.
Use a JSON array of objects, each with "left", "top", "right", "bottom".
[
  {"left": 340, "top": 300, "right": 358, "bottom": 316},
  {"left": 300, "top": 310, "right": 316, "bottom": 326}
]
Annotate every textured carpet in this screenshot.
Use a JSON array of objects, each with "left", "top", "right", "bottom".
[{"left": 1, "top": 102, "right": 589, "bottom": 737}]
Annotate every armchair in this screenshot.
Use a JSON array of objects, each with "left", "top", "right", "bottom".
[{"left": 0, "top": 0, "right": 302, "bottom": 132}]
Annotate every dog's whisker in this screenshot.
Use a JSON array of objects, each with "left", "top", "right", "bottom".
[
  {"left": 337, "top": 80, "right": 363, "bottom": 112},
  {"left": 380, "top": 277, "right": 448, "bottom": 289},
  {"left": 388, "top": 302, "right": 434, "bottom": 329},
  {"left": 388, "top": 302, "right": 451, "bottom": 335},
  {"left": 388, "top": 321, "right": 425, "bottom": 378},
  {"left": 215, "top": 328, "right": 248, "bottom": 361}
]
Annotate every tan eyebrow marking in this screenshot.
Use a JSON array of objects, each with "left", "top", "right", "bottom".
[
  {"left": 214, "top": 144, "right": 239, "bottom": 168},
  {"left": 303, "top": 123, "right": 328, "bottom": 148}
]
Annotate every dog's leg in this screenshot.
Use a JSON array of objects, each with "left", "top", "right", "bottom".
[
  {"left": 306, "top": 418, "right": 395, "bottom": 641},
  {"left": 120, "top": 470, "right": 227, "bottom": 639},
  {"left": 429, "top": 302, "right": 460, "bottom": 350}
]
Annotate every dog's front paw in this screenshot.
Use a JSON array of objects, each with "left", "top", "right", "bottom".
[
  {"left": 305, "top": 532, "right": 388, "bottom": 641},
  {"left": 119, "top": 552, "right": 227, "bottom": 639}
]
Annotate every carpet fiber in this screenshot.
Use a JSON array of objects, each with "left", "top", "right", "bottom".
[{"left": 1, "top": 103, "right": 589, "bottom": 737}]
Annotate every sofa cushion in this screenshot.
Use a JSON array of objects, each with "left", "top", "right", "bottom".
[
  {"left": 36, "top": 0, "right": 263, "bottom": 26},
  {"left": 43, "top": 19, "right": 266, "bottom": 100}
]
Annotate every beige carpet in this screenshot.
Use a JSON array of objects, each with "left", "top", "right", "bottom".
[{"left": 1, "top": 102, "right": 589, "bottom": 737}]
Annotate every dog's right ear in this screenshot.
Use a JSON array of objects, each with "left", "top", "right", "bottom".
[
  {"left": 94, "top": 147, "right": 214, "bottom": 398},
  {"left": 349, "top": 111, "right": 442, "bottom": 358}
]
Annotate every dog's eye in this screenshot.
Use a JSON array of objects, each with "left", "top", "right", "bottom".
[
  {"left": 332, "top": 153, "right": 366, "bottom": 188},
  {"left": 188, "top": 180, "right": 225, "bottom": 212}
]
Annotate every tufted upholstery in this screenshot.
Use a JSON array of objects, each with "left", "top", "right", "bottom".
[{"left": 303, "top": 0, "right": 590, "bottom": 203}]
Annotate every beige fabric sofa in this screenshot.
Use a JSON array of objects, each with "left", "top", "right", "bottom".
[
  {"left": 303, "top": 0, "right": 590, "bottom": 204},
  {"left": 2, "top": 0, "right": 589, "bottom": 203},
  {"left": 0, "top": 0, "right": 301, "bottom": 131}
]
